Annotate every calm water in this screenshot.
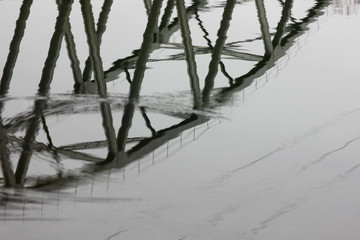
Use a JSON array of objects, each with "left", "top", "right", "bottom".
[{"left": 1, "top": 0, "right": 360, "bottom": 239}]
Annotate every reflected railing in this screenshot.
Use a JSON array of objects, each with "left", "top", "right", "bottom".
[{"left": 0, "top": 0, "right": 331, "bottom": 190}]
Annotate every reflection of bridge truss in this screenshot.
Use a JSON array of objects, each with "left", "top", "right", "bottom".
[
  {"left": 218, "top": 0, "right": 329, "bottom": 101},
  {"left": 0, "top": 0, "right": 331, "bottom": 189}
]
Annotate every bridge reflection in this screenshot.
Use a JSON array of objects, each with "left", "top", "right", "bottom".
[{"left": 0, "top": 0, "right": 330, "bottom": 190}]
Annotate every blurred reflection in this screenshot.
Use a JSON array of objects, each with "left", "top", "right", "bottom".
[
  {"left": 0, "top": 0, "right": 330, "bottom": 191},
  {"left": 333, "top": 0, "right": 360, "bottom": 15}
]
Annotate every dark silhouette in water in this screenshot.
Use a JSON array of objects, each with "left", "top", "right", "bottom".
[{"left": 0, "top": 0, "right": 330, "bottom": 190}]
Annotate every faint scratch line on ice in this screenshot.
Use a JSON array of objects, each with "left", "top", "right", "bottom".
[
  {"left": 246, "top": 163, "right": 360, "bottom": 236},
  {"left": 251, "top": 202, "right": 300, "bottom": 235},
  {"left": 177, "top": 236, "right": 186, "bottom": 240},
  {"left": 104, "top": 229, "right": 129, "bottom": 240},
  {"left": 293, "top": 107, "right": 360, "bottom": 145},
  {"left": 214, "top": 108, "right": 360, "bottom": 184},
  {"left": 214, "top": 146, "right": 286, "bottom": 184},
  {"left": 328, "top": 163, "right": 360, "bottom": 185},
  {"left": 298, "top": 136, "right": 360, "bottom": 174}
]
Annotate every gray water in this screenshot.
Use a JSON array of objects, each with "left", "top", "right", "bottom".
[{"left": 1, "top": 0, "right": 360, "bottom": 239}]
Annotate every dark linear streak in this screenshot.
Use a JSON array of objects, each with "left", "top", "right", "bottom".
[
  {"left": 114, "top": 99, "right": 135, "bottom": 159},
  {"left": 141, "top": 43, "right": 263, "bottom": 62},
  {"left": 159, "top": 0, "right": 175, "bottom": 30},
  {"left": 0, "top": 0, "right": 33, "bottom": 93},
  {"left": 104, "top": 0, "right": 164, "bottom": 165},
  {"left": 82, "top": 0, "right": 113, "bottom": 83},
  {"left": 59, "top": 0, "right": 82, "bottom": 86},
  {"left": 2, "top": 95, "right": 191, "bottom": 134},
  {"left": 220, "top": 146, "right": 286, "bottom": 181},
  {"left": 0, "top": 218, "right": 63, "bottom": 222},
  {"left": 177, "top": 0, "right": 201, "bottom": 108},
  {"left": 251, "top": 203, "right": 298, "bottom": 234},
  {"left": 299, "top": 136, "right": 360, "bottom": 173},
  {"left": 194, "top": 8, "right": 213, "bottom": 48},
  {"left": 0, "top": 122, "right": 16, "bottom": 187},
  {"left": 253, "top": 161, "right": 360, "bottom": 235},
  {"left": 226, "top": 34, "right": 274, "bottom": 45},
  {"left": 104, "top": 229, "right": 128, "bottom": 240},
  {"left": 343, "top": 163, "right": 360, "bottom": 176},
  {"left": 58, "top": 138, "right": 145, "bottom": 151},
  {"left": 219, "top": 61, "right": 234, "bottom": 86},
  {"left": 140, "top": 107, "right": 157, "bottom": 136},
  {"left": 80, "top": 0, "right": 119, "bottom": 163},
  {"left": 202, "top": 0, "right": 236, "bottom": 104},
  {"left": 6, "top": 134, "right": 103, "bottom": 163},
  {"left": 101, "top": 102, "right": 118, "bottom": 162},
  {"left": 272, "top": 0, "right": 293, "bottom": 47},
  {"left": 80, "top": 0, "right": 107, "bottom": 96},
  {"left": 38, "top": 0, "right": 73, "bottom": 93},
  {"left": 165, "top": 0, "right": 206, "bottom": 31},
  {"left": 14, "top": 99, "right": 46, "bottom": 185},
  {"left": 124, "top": 68, "right": 132, "bottom": 84},
  {"left": 195, "top": 8, "right": 233, "bottom": 85},
  {"left": 41, "top": 114, "right": 61, "bottom": 165},
  {"left": 15, "top": 0, "right": 73, "bottom": 186},
  {"left": 64, "top": 19, "right": 83, "bottom": 85},
  {"left": 41, "top": 115, "right": 54, "bottom": 148},
  {"left": 129, "top": 0, "right": 164, "bottom": 100},
  {"left": 96, "top": 0, "right": 113, "bottom": 45},
  {"left": 56, "top": 149, "right": 104, "bottom": 162},
  {"left": 255, "top": 0, "right": 273, "bottom": 55}
]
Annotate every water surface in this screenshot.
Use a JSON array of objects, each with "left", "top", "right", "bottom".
[{"left": 1, "top": 0, "right": 360, "bottom": 239}]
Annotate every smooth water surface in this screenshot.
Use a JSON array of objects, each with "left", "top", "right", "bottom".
[{"left": 1, "top": 0, "right": 360, "bottom": 239}]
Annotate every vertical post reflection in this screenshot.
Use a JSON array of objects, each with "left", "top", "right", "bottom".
[
  {"left": 0, "top": 124, "right": 16, "bottom": 187},
  {"left": 194, "top": 5, "right": 234, "bottom": 86},
  {"left": 272, "top": 0, "right": 293, "bottom": 47},
  {"left": 82, "top": 0, "right": 113, "bottom": 83},
  {"left": 15, "top": 0, "right": 74, "bottom": 186},
  {"left": 255, "top": 0, "right": 273, "bottom": 56},
  {"left": 159, "top": 0, "right": 175, "bottom": 31},
  {"left": 96, "top": 0, "right": 113, "bottom": 42},
  {"left": 80, "top": 0, "right": 107, "bottom": 96},
  {"left": 129, "top": 0, "right": 163, "bottom": 100},
  {"left": 143, "top": 0, "right": 152, "bottom": 16},
  {"left": 140, "top": 107, "right": 157, "bottom": 136},
  {"left": 202, "top": 0, "right": 236, "bottom": 105},
  {"left": 101, "top": 102, "right": 118, "bottom": 162},
  {"left": 0, "top": 0, "right": 33, "bottom": 92},
  {"left": 38, "top": 0, "right": 73, "bottom": 93},
  {"left": 64, "top": 16, "right": 83, "bottom": 85},
  {"left": 114, "top": 0, "right": 163, "bottom": 163},
  {"left": 176, "top": 0, "right": 201, "bottom": 108},
  {"left": 0, "top": 0, "right": 33, "bottom": 187},
  {"left": 80, "top": 0, "right": 118, "bottom": 162}
]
